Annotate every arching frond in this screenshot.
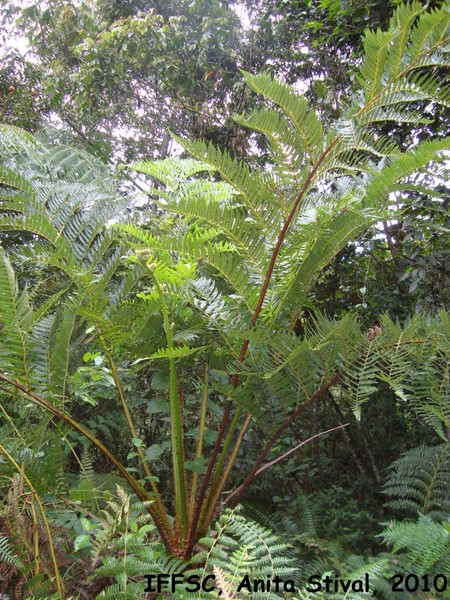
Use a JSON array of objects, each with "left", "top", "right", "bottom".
[
  {"left": 380, "top": 514, "right": 450, "bottom": 575},
  {"left": 240, "top": 70, "right": 324, "bottom": 167},
  {"left": 354, "top": 1, "right": 449, "bottom": 122},
  {"left": 0, "top": 248, "right": 32, "bottom": 386},
  {"left": 383, "top": 444, "right": 450, "bottom": 519}
]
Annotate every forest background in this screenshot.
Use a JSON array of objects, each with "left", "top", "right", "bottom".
[{"left": 0, "top": 0, "right": 449, "bottom": 598}]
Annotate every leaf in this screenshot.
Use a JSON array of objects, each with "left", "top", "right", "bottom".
[
  {"left": 73, "top": 534, "right": 91, "bottom": 552},
  {"left": 132, "top": 344, "right": 209, "bottom": 363},
  {"left": 185, "top": 457, "right": 206, "bottom": 474},
  {"left": 145, "top": 444, "right": 165, "bottom": 460},
  {"left": 146, "top": 399, "right": 169, "bottom": 414}
]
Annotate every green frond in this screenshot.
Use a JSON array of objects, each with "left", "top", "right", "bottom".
[
  {"left": 171, "top": 135, "right": 280, "bottom": 243},
  {"left": 104, "top": 262, "right": 148, "bottom": 314},
  {"left": 95, "top": 547, "right": 187, "bottom": 598},
  {"left": 20, "top": 576, "right": 53, "bottom": 600},
  {"left": 129, "top": 156, "right": 215, "bottom": 189},
  {"left": 342, "top": 337, "right": 381, "bottom": 420},
  {"left": 44, "top": 142, "right": 116, "bottom": 192},
  {"left": 355, "top": 2, "right": 449, "bottom": 121},
  {"left": 359, "top": 71, "right": 450, "bottom": 126},
  {"left": 49, "top": 293, "right": 85, "bottom": 399},
  {"left": 245, "top": 498, "right": 319, "bottom": 551},
  {"left": 94, "top": 581, "right": 147, "bottom": 599},
  {"left": 87, "top": 240, "right": 129, "bottom": 303},
  {"left": 377, "top": 312, "right": 449, "bottom": 440},
  {"left": 0, "top": 126, "right": 126, "bottom": 278},
  {"left": 91, "top": 507, "right": 297, "bottom": 600},
  {"left": 0, "top": 211, "right": 78, "bottom": 266},
  {"left": 29, "top": 314, "right": 56, "bottom": 386},
  {"left": 234, "top": 108, "right": 306, "bottom": 186},
  {"left": 20, "top": 422, "right": 68, "bottom": 495},
  {"left": 380, "top": 514, "right": 450, "bottom": 574},
  {"left": 217, "top": 314, "right": 363, "bottom": 428},
  {"left": 333, "top": 118, "right": 399, "bottom": 157},
  {"left": 0, "top": 163, "right": 36, "bottom": 197},
  {"left": 11, "top": 242, "right": 80, "bottom": 284},
  {"left": 140, "top": 171, "right": 268, "bottom": 276},
  {"left": 133, "top": 344, "right": 209, "bottom": 363},
  {"left": 195, "top": 509, "right": 297, "bottom": 599},
  {"left": 0, "top": 123, "right": 37, "bottom": 150},
  {"left": 0, "top": 248, "right": 32, "bottom": 385},
  {"left": 80, "top": 444, "right": 96, "bottom": 485},
  {"left": 357, "top": 25, "right": 398, "bottom": 101},
  {"left": 0, "top": 533, "right": 23, "bottom": 569},
  {"left": 122, "top": 222, "right": 261, "bottom": 312},
  {"left": 240, "top": 70, "right": 324, "bottom": 166},
  {"left": 363, "top": 137, "right": 450, "bottom": 207},
  {"left": 383, "top": 444, "right": 450, "bottom": 518},
  {"left": 274, "top": 205, "right": 374, "bottom": 318}
]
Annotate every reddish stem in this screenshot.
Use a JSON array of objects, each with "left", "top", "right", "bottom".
[
  {"left": 184, "top": 401, "right": 232, "bottom": 557},
  {"left": 186, "top": 137, "right": 340, "bottom": 556},
  {"left": 229, "top": 373, "right": 341, "bottom": 508}
]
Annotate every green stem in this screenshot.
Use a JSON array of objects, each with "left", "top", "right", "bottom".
[
  {"left": 198, "top": 406, "right": 241, "bottom": 533},
  {"left": 99, "top": 337, "right": 164, "bottom": 505},
  {"left": 201, "top": 412, "right": 251, "bottom": 533},
  {"left": 148, "top": 269, "right": 188, "bottom": 538},
  {"left": 188, "top": 363, "right": 209, "bottom": 519}
]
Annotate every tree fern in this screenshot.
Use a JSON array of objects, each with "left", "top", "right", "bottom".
[{"left": 0, "top": 1, "right": 449, "bottom": 569}]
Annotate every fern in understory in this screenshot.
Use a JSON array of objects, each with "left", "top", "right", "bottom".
[
  {"left": 383, "top": 444, "right": 450, "bottom": 519},
  {"left": 92, "top": 503, "right": 296, "bottom": 599},
  {"left": 0, "top": 533, "right": 23, "bottom": 569},
  {"left": 380, "top": 514, "right": 450, "bottom": 577}
]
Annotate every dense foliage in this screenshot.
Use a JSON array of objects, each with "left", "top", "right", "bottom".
[{"left": 0, "top": 1, "right": 449, "bottom": 598}]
